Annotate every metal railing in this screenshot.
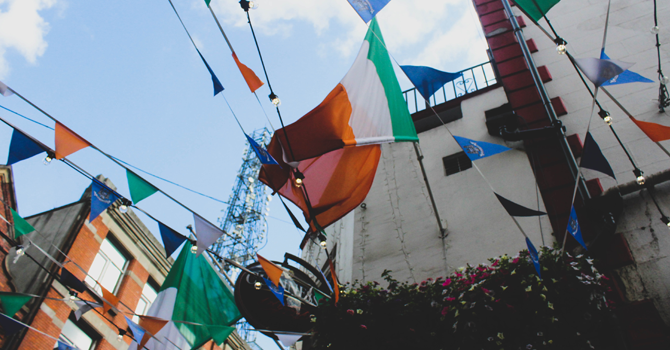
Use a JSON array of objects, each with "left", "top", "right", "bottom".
[{"left": 403, "top": 61, "right": 499, "bottom": 114}]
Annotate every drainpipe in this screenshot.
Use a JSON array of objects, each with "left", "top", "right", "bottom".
[{"left": 500, "top": 0, "right": 590, "bottom": 202}]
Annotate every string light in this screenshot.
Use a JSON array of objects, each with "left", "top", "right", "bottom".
[
  {"left": 651, "top": 26, "right": 660, "bottom": 35},
  {"left": 633, "top": 169, "right": 645, "bottom": 186},
  {"left": 191, "top": 245, "right": 198, "bottom": 254},
  {"left": 118, "top": 199, "right": 131, "bottom": 214},
  {"left": 661, "top": 75, "right": 670, "bottom": 85},
  {"left": 248, "top": 1, "right": 257, "bottom": 9},
  {"left": 69, "top": 290, "right": 77, "bottom": 301},
  {"left": 598, "top": 109, "right": 612, "bottom": 126},
  {"left": 15, "top": 245, "right": 25, "bottom": 257},
  {"left": 293, "top": 171, "right": 305, "bottom": 188},
  {"left": 294, "top": 178, "right": 303, "bottom": 188},
  {"left": 269, "top": 93, "right": 281, "bottom": 107},
  {"left": 117, "top": 329, "right": 126, "bottom": 341},
  {"left": 320, "top": 240, "right": 327, "bottom": 249},
  {"left": 661, "top": 217, "right": 670, "bottom": 229},
  {"left": 554, "top": 38, "right": 567, "bottom": 55},
  {"left": 254, "top": 281, "right": 262, "bottom": 290},
  {"left": 43, "top": 155, "right": 53, "bottom": 165}
]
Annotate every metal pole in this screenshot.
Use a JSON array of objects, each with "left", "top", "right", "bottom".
[{"left": 413, "top": 143, "right": 448, "bottom": 237}]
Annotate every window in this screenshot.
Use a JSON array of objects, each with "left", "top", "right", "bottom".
[
  {"left": 57, "top": 315, "right": 100, "bottom": 350},
  {"left": 443, "top": 152, "right": 472, "bottom": 176},
  {"left": 133, "top": 280, "right": 158, "bottom": 322},
  {"left": 85, "top": 238, "right": 128, "bottom": 294}
]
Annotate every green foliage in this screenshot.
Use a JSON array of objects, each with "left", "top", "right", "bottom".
[{"left": 309, "top": 246, "right": 620, "bottom": 350}]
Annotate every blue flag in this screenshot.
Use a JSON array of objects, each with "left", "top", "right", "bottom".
[
  {"left": 124, "top": 316, "right": 146, "bottom": 345},
  {"left": 57, "top": 341, "right": 77, "bottom": 350},
  {"left": 525, "top": 237, "right": 541, "bottom": 278},
  {"left": 196, "top": 49, "right": 224, "bottom": 96},
  {"left": 581, "top": 132, "right": 615, "bottom": 179},
  {"left": 245, "top": 134, "right": 278, "bottom": 165},
  {"left": 60, "top": 268, "right": 88, "bottom": 293},
  {"left": 567, "top": 206, "right": 587, "bottom": 250},
  {"left": 263, "top": 277, "right": 285, "bottom": 306},
  {"left": 600, "top": 51, "right": 652, "bottom": 86},
  {"left": 0, "top": 313, "right": 25, "bottom": 335},
  {"left": 90, "top": 179, "right": 122, "bottom": 222},
  {"left": 347, "top": 0, "right": 390, "bottom": 23},
  {"left": 7, "top": 130, "right": 45, "bottom": 165},
  {"left": 158, "top": 222, "right": 187, "bottom": 258},
  {"left": 401, "top": 65, "right": 462, "bottom": 101},
  {"left": 495, "top": 193, "right": 546, "bottom": 217},
  {"left": 453, "top": 136, "right": 511, "bottom": 161}
]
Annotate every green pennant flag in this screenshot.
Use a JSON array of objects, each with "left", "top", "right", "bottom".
[
  {"left": 126, "top": 170, "right": 158, "bottom": 204},
  {"left": 10, "top": 208, "right": 35, "bottom": 238},
  {"left": 0, "top": 292, "right": 32, "bottom": 317},
  {"left": 204, "top": 0, "right": 211, "bottom": 6},
  {"left": 314, "top": 289, "right": 326, "bottom": 305},
  {"left": 206, "top": 325, "right": 236, "bottom": 346},
  {"left": 515, "top": 0, "right": 561, "bottom": 22}
]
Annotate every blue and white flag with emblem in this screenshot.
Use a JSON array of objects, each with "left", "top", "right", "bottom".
[
  {"left": 263, "top": 277, "right": 285, "bottom": 306},
  {"left": 526, "top": 237, "right": 541, "bottom": 278},
  {"left": 90, "top": 179, "right": 122, "bottom": 222},
  {"left": 567, "top": 206, "right": 587, "bottom": 250},
  {"left": 245, "top": 134, "right": 278, "bottom": 165},
  {"left": 600, "top": 51, "right": 652, "bottom": 86},
  {"left": 347, "top": 0, "right": 390, "bottom": 23},
  {"left": 453, "top": 136, "right": 511, "bottom": 161}
]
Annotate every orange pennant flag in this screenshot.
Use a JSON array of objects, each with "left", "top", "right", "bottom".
[
  {"left": 328, "top": 259, "right": 339, "bottom": 305},
  {"left": 100, "top": 286, "right": 119, "bottom": 313},
  {"left": 232, "top": 52, "right": 264, "bottom": 93},
  {"left": 257, "top": 254, "right": 283, "bottom": 287},
  {"left": 55, "top": 122, "right": 91, "bottom": 159},
  {"left": 630, "top": 116, "right": 670, "bottom": 142},
  {"left": 138, "top": 316, "right": 169, "bottom": 348}
]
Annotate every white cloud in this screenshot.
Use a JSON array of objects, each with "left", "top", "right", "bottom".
[{"left": 0, "top": 0, "right": 57, "bottom": 79}]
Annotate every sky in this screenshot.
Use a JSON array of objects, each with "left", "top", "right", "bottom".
[{"left": 0, "top": 0, "right": 488, "bottom": 348}]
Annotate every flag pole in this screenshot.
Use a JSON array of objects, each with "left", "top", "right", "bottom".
[{"left": 412, "top": 143, "right": 447, "bottom": 237}]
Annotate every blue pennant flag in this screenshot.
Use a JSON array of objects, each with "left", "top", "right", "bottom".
[
  {"left": 245, "top": 134, "right": 278, "bottom": 165},
  {"left": 90, "top": 179, "right": 122, "bottom": 222},
  {"left": 525, "top": 237, "right": 541, "bottom": 278},
  {"left": 495, "top": 193, "right": 546, "bottom": 217},
  {"left": 581, "top": 132, "right": 615, "bottom": 179},
  {"left": 600, "top": 51, "right": 652, "bottom": 86},
  {"left": 263, "top": 277, "right": 285, "bottom": 306},
  {"left": 401, "top": 65, "right": 462, "bottom": 101},
  {"left": 567, "top": 206, "right": 588, "bottom": 250},
  {"left": 60, "top": 268, "right": 88, "bottom": 293},
  {"left": 124, "top": 316, "right": 146, "bottom": 345},
  {"left": 453, "top": 136, "right": 511, "bottom": 161},
  {"left": 347, "top": 0, "right": 391, "bottom": 23},
  {"left": 57, "top": 340, "right": 77, "bottom": 350},
  {"left": 158, "top": 222, "right": 187, "bottom": 258},
  {"left": 196, "top": 49, "right": 224, "bottom": 96},
  {"left": 0, "top": 313, "right": 25, "bottom": 336},
  {"left": 7, "top": 130, "right": 45, "bottom": 165}
]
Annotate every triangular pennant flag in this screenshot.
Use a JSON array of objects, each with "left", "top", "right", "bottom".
[
  {"left": 600, "top": 51, "right": 652, "bottom": 86},
  {"left": 0, "top": 81, "right": 14, "bottom": 97},
  {"left": 60, "top": 268, "right": 87, "bottom": 293},
  {"left": 494, "top": 193, "right": 547, "bottom": 217},
  {"left": 314, "top": 289, "right": 326, "bottom": 304},
  {"left": 57, "top": 340, "right": 77, "bottom": 350},
  {"left": 0, "top": 313, "right": 25, "bottom": 335},
  {"left": 232, "top": 52, "right": 264, "bottom": 93},
  {"left": 206, "top": 325, "right": 235, "bottom": 346},
  {"left": 567, "top": 206, "right": 588, "bottom": 250},
  {"left": 0, "top": 292, "right": 32, "bottom": 317},
  {"left": 158, "top": 222, "right": 187, "bottom": 258},
  {"left": 630, "top": 116, "right": 670, "bottom": 142},
  {"left": 204, "top": 0, "right": 212, "bottom": 6},
  {"left": 263, "top": 277, "right": 285, "bottom": 305},
  {"left": 126, "top": 170, "right": 158, "bottom": 204},
  {"left": 514, "top": 0, "right": 561, "bottom": 22},
  {"left": 193, "top": 214, "right": 224, "bottom": 256},
  {"left": 574, "top": 57, "right": 634, "bottom": 87},
  {"left": 525, "top": 237, "right": 542, "bottom": 278},
  {"left": 10, "top": 208, "right": 35, "bottom": 238},
  {"left": 257, "top": 254, "right": 284, "bottom": 287},
  {"left": 328, "top": 259, "right": 339, "bottom": 305},
  {"left": 101, "top": 286, "right": 119, "bottom": 313},
  {"left": 138, "top": 316, "right": 169, "bottom": 349},
  {"left": 347, "top": 0, "right": 390, "bottom": 23},
  {"left": 453, "top": 136, "right": 511, "bottom": 161},
  {"left": 89, "top": 179, "right": 122, "bottom": 222},
  {"left": 279, "top": 196, "right": 306, "bottom": 232},
  {"left": 401, "top": 65, "right": 462, "bottom": 101},
  {"left": 7, "top": 130, "right": 45, "bottom": 165},
  {"left": 54, "top": 122, "right": 91, "bottom": 159},
  {"left": 245, "top": 134, "right": 278, "bottom": 165},
  {"left": 277, "top": 333, "right": 303, "bottom": 348},
  {"left": 125, "top": 316, "right": 146, "bottom": 345},
  {"left": 73, "top": 300, "right": 102, "bottom": 320},
  {"left": 195, "top": 49, "right": 224, "bottom": 96},
  {"left": 581, "top": 132, "right": 615, "bottom": 178}
]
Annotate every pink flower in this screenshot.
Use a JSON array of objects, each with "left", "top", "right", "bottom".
[
  {"left": 442, "top": 278, "right": 452, "bottom": 287},
  {"left": 512, "top": 258, "right": 520, "bottom": 264},
  {"left": 482, "top": 288, "right": 491, "bottom": 294},
  {"left": 441, "top": 307, "right": 449, "bottom": 316},
  {"left": 445, "top": 297, "right": 456, "bottom": 302},
  {"left": 492, "top": 260, "right": 499, "bottom": 267},
  {"left": 347, "top": 309, "right": 354, "bottom": 316},
  {"left": 455, "top": 273, "right": 463, "bottom": 278}
]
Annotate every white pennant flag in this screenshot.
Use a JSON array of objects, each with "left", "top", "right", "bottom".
[
  {"left": 277, "top": 333, "right": 303, "bottom": 348},
  {"left": 574, "top": 57, "right": 634, "bottom": 87},
  {"left": 73, "top": 300, "right": 102, "bottom": 320},
  {"left": 0, "top": 81, "right": 13, "bottom": 97},
  {"left": 193, "top": 214, "right": 224, "bottom": 256}
]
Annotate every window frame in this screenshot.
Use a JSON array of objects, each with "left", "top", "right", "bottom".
[
  {"left": 57, "top": 313, "right": 101, "bottom": 350},
  {"left": 442, "top": 151, "right": 473, "bottom": 176},
  {"left": 85, "top": 235, "right": 130, "bottom": 294}
]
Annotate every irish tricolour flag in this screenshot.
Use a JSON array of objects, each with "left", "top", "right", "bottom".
[{"left": 271, "top": 18, "right": 418, "bottom": 162}]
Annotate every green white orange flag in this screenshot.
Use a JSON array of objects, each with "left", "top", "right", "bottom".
[
  {"left": 257, "top": 254, "right": 284, "bottom": 287},
  {"left": 55, "top": 122, "right": 91, "bottom": 159},
  {"left": 630, "top": 116, "right": 670, "bottom": 142},
  {"left": 269, "top": 18, "right": 417, "bottom": 163}
]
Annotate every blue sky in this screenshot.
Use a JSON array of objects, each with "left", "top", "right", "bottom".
[{"left": 0, "top": 0, "right": 488, "bottom": 347}]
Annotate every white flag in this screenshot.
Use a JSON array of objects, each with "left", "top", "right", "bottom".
[
  {"left": 574, "top": 57, "right": 634, "bottom": 87},
  {"left": 73, "top": 300, "right": 102, "bottom": 320},
  {"left": 193, "top": 214, "right": 224, "bottom": 256},
  {"left": 277, "top": 333, "right": 302, "bottom": 348},
  {"left": 0, "top": 81, "right": 13, "bottom": 97}
]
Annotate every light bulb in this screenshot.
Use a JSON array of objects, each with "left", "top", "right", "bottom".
[
  {"left": 190, "top": 245, "right": 198, "bottom": 254},
  {"left": 117, "top": 332, "right": 125, "bottom": 341},
  {"left": 556, "top": 44, "right": 567, "bottom": 55},
  {"left": 15, "top": 246, "right": 25, "bottom": 257},
  {"left": 119, "top": 204, "right": 128, "bottom": 213},
  {"left": 320, "top": 240, "right": 327, "bottom": 249},
  {"left": 248, "top": 177, "right": 255, "bottom": 183},
  {"left": 69, "top": 291, "right": 77, "bottom": 301},
  {"left": 651, "top": 26, "right": 660, "bottom": 35},
  {"left": 254, "top": 281, "right": 262, "bottom": 290},
  {"left": 603, "top": 115, "right": 612, "bottom": 126},
  {"left": 661, "top": 75, "right": 670, "bottom": 85},
  {"left": 666, "top": 220, "right": 670, "bottom": 228},
  {"left": 294, "top": 178, "right": 303, "bottom": 188},
  {"left": 267, "top": 195, "right": 273, "bottom": 201},
  {"left": 236, "top": 224, "right": 244, "bottom": 231},
  {"left": 43, "top": 156, "right": 53, "bottom": 165},
  {"left": 269, "top": 93, "right": 281, "bottom": 106},
  {"left": 248, "top": 1, "right": 257, "bottom": 9},
  {"left": 636, "top": 175, "right": 646, "bottom": 185}
]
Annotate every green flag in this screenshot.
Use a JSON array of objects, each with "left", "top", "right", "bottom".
[
  {"left": 206, "top": 326, "right": 236, "bottom": 346},
  {"left": 10, "top": 208, "right": 35, "bottom": 238},
  {"left": 515, "top": 0, "right": 561, "bottom": 22},
  {"left": 204, "top": 0, "right": 211, "bottom": 6},
  {"left": 314, "top": 289, "right": 326, "bottom": 305},
  {"left": 126, "top": 170, "right": 158, "bottom": 204},
  {"left": 0, "top": 292, "right": 32, "bottom": 317}
]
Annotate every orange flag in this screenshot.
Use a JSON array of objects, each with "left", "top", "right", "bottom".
[
  {"left": 100, "top": 286, "right": 119, "bottom": 313},
  {"left": 55, "top": 122, "right": 91, "bottom": 159},
  {"left": 257, "top": 254, "right": 283, "bottom": 287},
  {"left": 328, "top": 259, "right": 339, "bottom": 305},
  {"left": 630, "top": 116, "right": 670, "bottom": 142},
  {"left": 138, "top": 316, "right": 169, "bottom": 348},
  {"left": 232, "top": 52, "right": 264, "bottom": 93}
]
